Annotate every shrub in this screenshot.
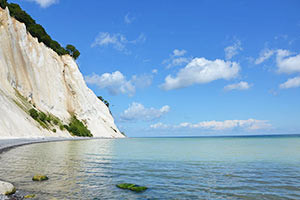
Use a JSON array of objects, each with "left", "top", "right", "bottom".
[
  {"left": 52, "top": 129, "right": 56, "bottom": 133},
  {"left": 67, "top": 115, "right": 93, "bottom": 137},
  {"left": 63, "top": 124, "right": 69, "bottom": 130},
  {"left": 53, "top": 118, "right": 59, "bottom": 125},
  {"left": 97, "top": 96, "right": 110, "bottom": 108},
  {"left": 38, "top": 112, "right": 47, "bottom": 122},
  {"left": 46, "top": 116, "right": 51, "bottom": 123},
  {"left": 29, "top": 108, "right": 38, "bottom": 119},
  {"left": 59, "top": 124, "right": 64, "bottom": 131},
  {"left": 121, "top": 131, "right": 126, "bottom": 136}
]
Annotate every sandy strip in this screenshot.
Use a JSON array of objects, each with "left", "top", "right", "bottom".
[{"left": 0, "top": 137, "right": 106, "bottom": 155}]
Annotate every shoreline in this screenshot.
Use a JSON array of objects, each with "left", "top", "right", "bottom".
[
  {"left": 0, "top": 136, "right": 117, "bottom": 155},
  {"left": 0, "top": 136, "right": 122, "bottom": 198}
]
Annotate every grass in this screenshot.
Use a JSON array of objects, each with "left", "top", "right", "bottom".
[
  {"left": 13, "top": 90, "right": 92, "bottom": 137},
  {"left": 28, "top": 108, "right": 65, "bottom": 132},
  {"left": 65, "top": 115, "right": 93, "bottom": 137},
  {"left": 13, "top": 89, "right": 32, "bottom": 113}
]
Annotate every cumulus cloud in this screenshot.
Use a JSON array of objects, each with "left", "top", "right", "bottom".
[
  {"left": 224, "top": 81, "right": 252, "bottom": 91},
  {"left": 85, "top": 71, "right": 152, "bottom": 96},
  {"left": 120, "top": 102, "right": 170, "bottom": 121},
  {"left": 91, "top": 32, "right": 145, "bottom": 53},
  {"left": 163, "top": 49, "right": 191, "bottom": 69},
  {"left": 25, "top": 0, "right": 58, "bottom": 7},
  {"left": 276, "top": 49, "right": 300, "bottom": 74},
  {"left": 161, "top": 57, "right": 240, "bottom": 90},
  {"left": 280, "top": 76, "right": 300, "bottom": 89},
  {"left": 224, "top": 40, "right": 243, "bottom": 60},
  {"left": 150, "top": 119, "right": 271, "bottom": 131},
  {"left": 255, "top": 49, "right": 300, "bottom": 74},
  {"left": 255, "top": 49, "right": 275, "bottom": 64}
]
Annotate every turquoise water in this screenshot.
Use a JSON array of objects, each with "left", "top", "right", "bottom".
[{"left": 0, "top": 136, "right": 300, "bottom": 199}]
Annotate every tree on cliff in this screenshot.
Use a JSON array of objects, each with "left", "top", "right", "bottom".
[
  {"left": 66, "top": 44, "right": 80, "bottom": 60},
  {"left": 0, "top": 0, "right": 8, "bottom": 9},
  {"left": 97, "top": 96, "right": 110, "bottom": 107},
  {"left": 0, "top": 0, "right": 80, "bottom": 59}
]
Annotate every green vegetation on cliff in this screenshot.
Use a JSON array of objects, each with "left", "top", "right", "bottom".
[
  {"left": 97, "top": 96, "right": 110, "bottom": 108},
  {"left": 0, "top": 0, "right": 80, "bottom": 59},
  {"left": 64, "top": 115, "right": 93, "bottom": 137}
]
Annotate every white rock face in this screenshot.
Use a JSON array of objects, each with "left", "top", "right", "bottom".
[
  {"left": 0, "top": 181, "right": 15, "bottom": 195},
  {"left": 0, "top": 7, "right": 124, "bottom": 138}
]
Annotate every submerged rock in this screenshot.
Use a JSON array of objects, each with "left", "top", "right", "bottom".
[
  {"left": 116, "top": 183, "right": 148, "bottom": 193},
  {"left": 0, "top": 180, "right": 16, "bottom": 195},
  {"left": 32, "top": 175, "right": 48, "bottom": 181}
]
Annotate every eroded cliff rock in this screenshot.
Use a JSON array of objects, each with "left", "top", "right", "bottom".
[{"left": 0, "top": 7, "right": 124, "bottom": 138}]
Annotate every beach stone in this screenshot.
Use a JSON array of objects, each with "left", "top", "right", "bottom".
[
  {"left": 0, "top": 180, "right": 16, "bottom": 195},
  {"left": 116, "top": 183, "right": 148, "bottom": 193},
  {"left": 32, "top": 175, "right": 48, "bottom": 181}
]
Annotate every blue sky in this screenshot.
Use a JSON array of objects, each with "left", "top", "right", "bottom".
[{"left": 10, "top": 0, "right": 300, "bottom": 136}]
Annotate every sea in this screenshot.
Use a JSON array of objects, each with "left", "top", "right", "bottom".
[{"left": 0, "top": 135, "right": 300, "bottom": 199}]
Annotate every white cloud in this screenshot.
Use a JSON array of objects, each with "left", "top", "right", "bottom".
[
  {"left": 91, "top": 32, "right": 125, "bottom": 51},
  {"left": 166, "top": 57, "right": 191, "bottom": 69},
  {"left": 255, "top": 49, "right": 275, "bottom": 64},
  {"left": 130, "top": 33, "right": 146, "bottom": 44},
  {"left": 120, "top": 102, "right": 170, "bottom": 121},
  {"left": 130, "top": 74, "right": 153, "bottom": 89},
  {"left": 173, "top": 49, "right": 187, "bottom": 57},
  {"left": 124, "top": 13, "right": 135, "bottom": 24},
  {"left": 163, "top": 49, "right": 191, "bottom": 69},
  {"left": 150, "top": 119, "right": 271, "bottom": 131},
  {"left": 85, "top": 71, "right": 152, "bottom": 96},
  {"left": 255, "top": 49, "right": 300, "bottom": 74},
  {"left": 161, "top": 57, "right": 240, "bottom": 90},
  {"left": 91, "top": 32, "right": 145, "bottom": 53},
  {"left": 224, "top": 81, "right": 252, "bottom": 91},
  {"left": 280, "top": 76, "right": 300, "bottom": 89},
  {"left": 26, "top": 0, "right": 58, "bottom": 7},
  {"left": 152, "top": 69, "right": 158, "bottom": 74},
  {"left": 276, "top": 49, "right": 300, "bottom": 74},
  {"left": 224, "top": 40, "right": 243, "bottom": 60},
  {"left": 150, "top": 122, "right": 170, "bottom": 129}
]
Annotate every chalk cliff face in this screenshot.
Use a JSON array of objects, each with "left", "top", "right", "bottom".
[{"left": 0, "top": 7, "right": 124, "bottom": 138}]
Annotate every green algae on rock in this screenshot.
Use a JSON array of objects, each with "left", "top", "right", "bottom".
[
  {"left": 116, "top": 183, "right": 148, "bottom": 193},
  {"left": 32, "top": 175, "right": 48, "bottom": 181},
  {"left": 5, "top": 187, "right": 16, "bottom": 195},
  {"left": 24, "top": 194, "right": 36, "bottom": 198}
]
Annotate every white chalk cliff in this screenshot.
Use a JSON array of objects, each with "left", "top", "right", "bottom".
[{"left": 0, "top": 7, "right": 124, "bottom": 138}]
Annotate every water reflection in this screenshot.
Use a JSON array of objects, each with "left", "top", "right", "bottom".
[
  {"left": 0, "top": 137, "right": 300, "bottom": 199},
  {"left": 0, "top": 139, "right": 115, "bottom": 199}
]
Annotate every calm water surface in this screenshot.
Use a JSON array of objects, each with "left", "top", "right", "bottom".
[{"left": 0, "top": 136, "right": 300, "bottom": 199}]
